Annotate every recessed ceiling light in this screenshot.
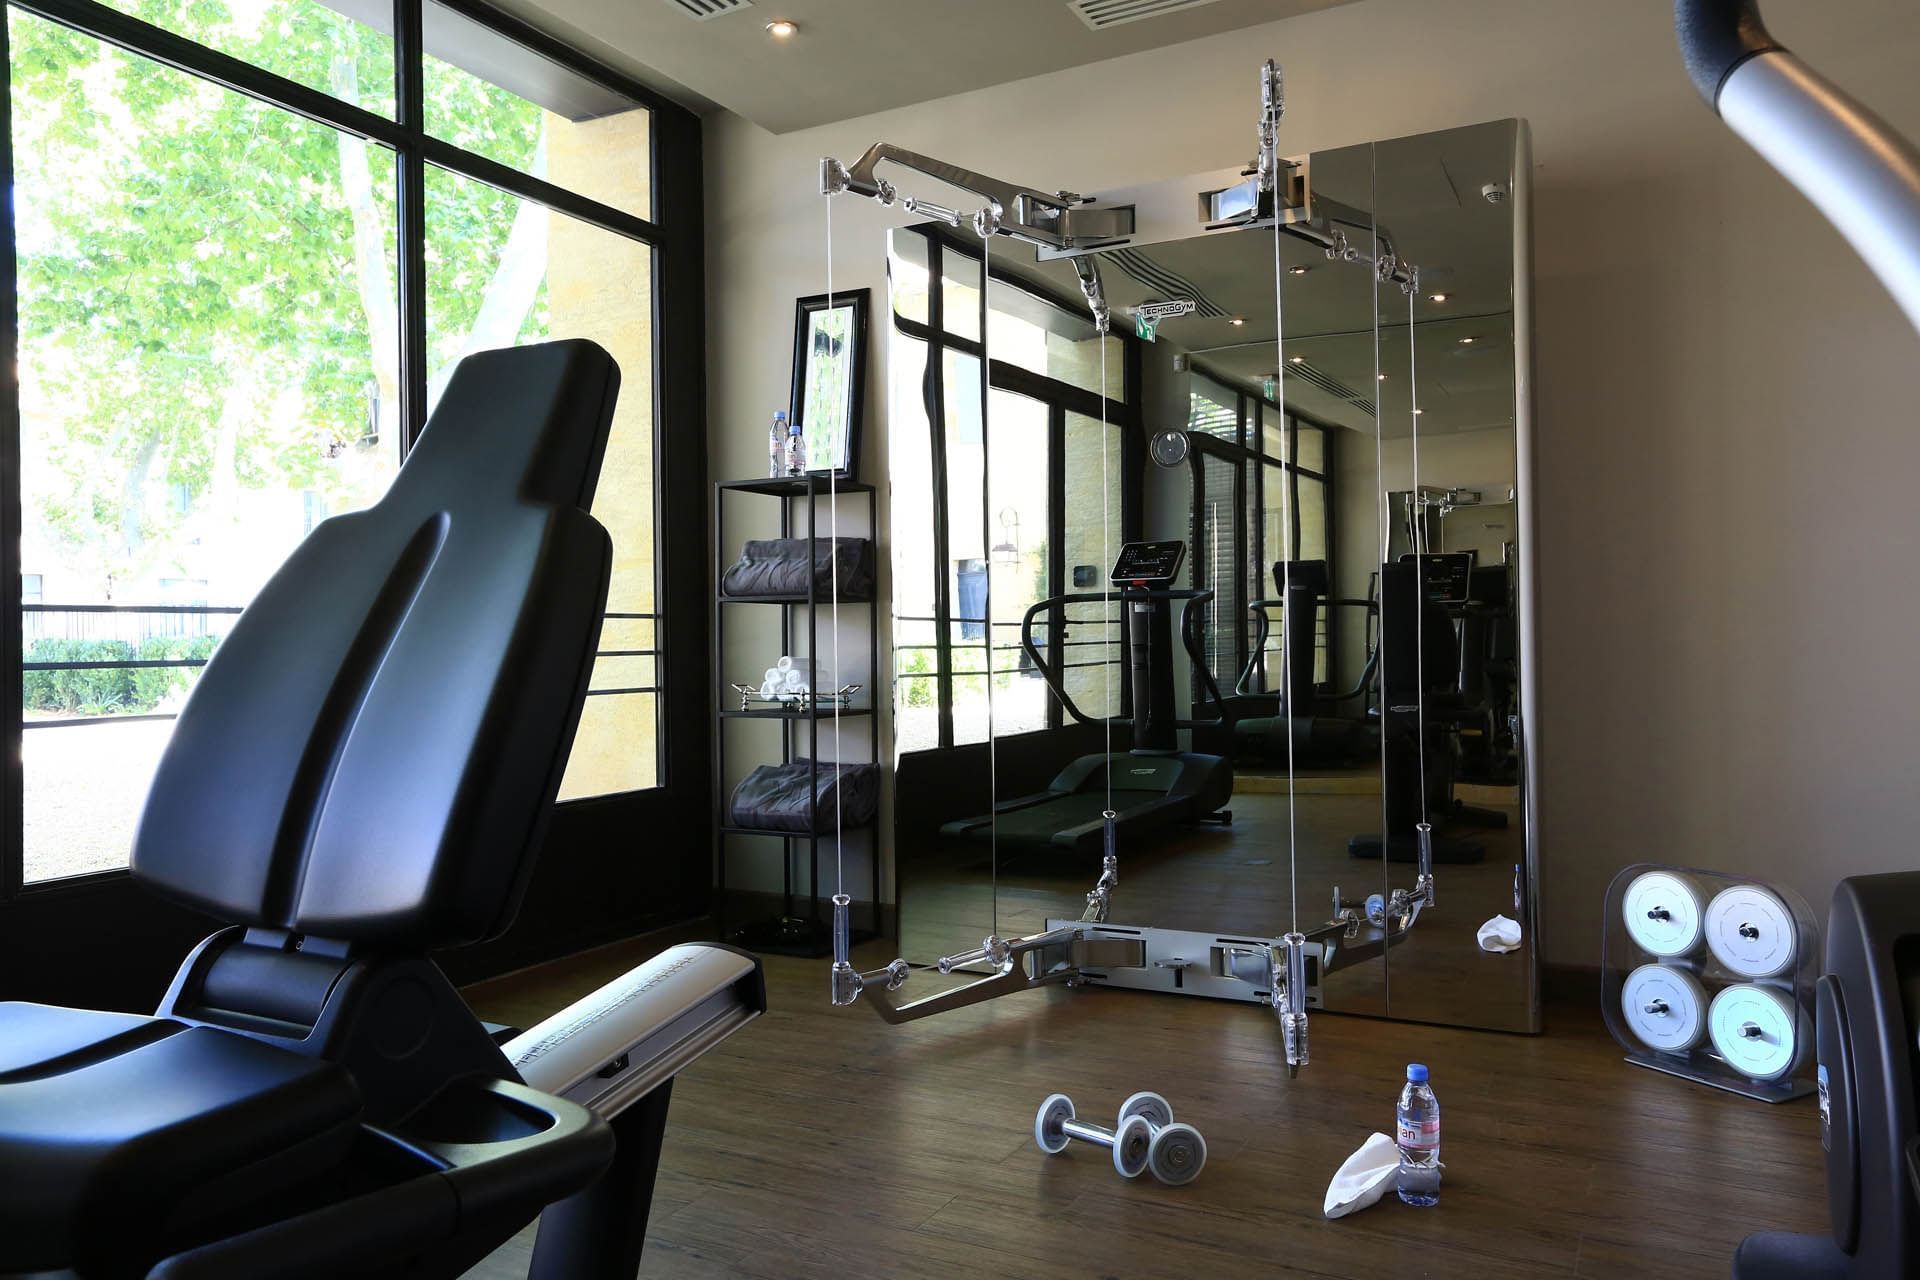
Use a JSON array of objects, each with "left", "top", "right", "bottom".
[
  {"left": 1428, "top": 292, "right": 1448, "bottom": 303},
  {"left": 1458, "top": 336, "right": 1476, "bottom": 344},
  {"left": 1287, "top": 265, "right": 1310, "bottom": 276},
  {"left": 1228, "top": 317, "right": 1245, "bottom": 327},
  {"left": 1413, "top": 408, "right": 1424, "bottom": 415},
  {"left": 765, "top": 19, "right": 797, "bottom": 37},
  {"left": 1288, "top": 355, "right": 1305, "bottom": 364},
  {"left": 1377, "top": 373, "right": 1387, "bottom": 381}
]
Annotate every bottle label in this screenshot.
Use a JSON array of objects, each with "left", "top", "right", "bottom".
[{"left": 1397, "top": 1117, "right": 1439, "bottom": 1149}]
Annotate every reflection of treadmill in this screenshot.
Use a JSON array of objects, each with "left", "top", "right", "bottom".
[{"left": 940, "top": 541, "right": 1234, "bottom": 856}]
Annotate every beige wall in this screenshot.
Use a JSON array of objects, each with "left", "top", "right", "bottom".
[{"left": 704, "top": 0, "right": 1920, "bottom": 963}]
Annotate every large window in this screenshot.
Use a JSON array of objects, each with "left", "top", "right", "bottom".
[
  {"left": 7, "top": 0, "right": 676, "bottom": 886},
  {"left": 888, "top": 228, "right": 1135, "bottom": 753}
]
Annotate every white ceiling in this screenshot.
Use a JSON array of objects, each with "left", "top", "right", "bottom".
[
  {"left": 495, "top": 0, "right": 1361, "bottom": 132},
  {"left": 1006, "top": 119, "right": 1520, "bottom": 437}
]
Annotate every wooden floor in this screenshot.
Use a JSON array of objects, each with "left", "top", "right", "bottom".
[{"left": 463, "top": 934, "right": 1826, "bottom": 1279}]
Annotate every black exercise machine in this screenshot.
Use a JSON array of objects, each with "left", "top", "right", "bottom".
[
  {"left": 1228, "top": 559, "right": 1380, "bottom": 768},
  {"left": 1675, "top": 0, "right": 1920, "bottom": 1274},
  {"left": 0, "top": 341, "right": 764, "bottom": 1279},
  {"left": 1348, "top": 554, "right": 1504, "bottom": 864},
  {"left": 940, "top": 540, "right": 1234, "bottom": 856}
]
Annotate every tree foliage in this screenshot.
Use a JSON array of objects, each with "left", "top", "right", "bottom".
[{"left": 10, "top": 0, "right": 548, "bottom": 598}]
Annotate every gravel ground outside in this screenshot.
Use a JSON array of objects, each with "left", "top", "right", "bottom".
[{"left": 22, "top": 718, "right": 174, "bottom": 882}]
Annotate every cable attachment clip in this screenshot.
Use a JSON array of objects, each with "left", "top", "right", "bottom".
[
  {"left": 1272, "top": 932, "right": 1310, "bottom": 1078},
  {"left": 830, "top": 893, "right": 909, "bottom": 1007},
  {"left": 1081, "top": 818, "right": 1120, "bottom": 924}
]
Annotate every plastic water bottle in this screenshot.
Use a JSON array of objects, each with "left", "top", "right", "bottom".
[
  {"left": 1395, "top": 1063, "right": 1441, "bottom": 1206},
  {"left": 768, "top": 410, "right": 788, "bottom": 477},
  {"left": 785, "top": 421, "right": 807, "bottom": 475}
]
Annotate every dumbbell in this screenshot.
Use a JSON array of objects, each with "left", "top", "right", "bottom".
[
  {"left": 1034, "top": 1092, "right": 1154, "bottom": 1178},
  {"left": 1033, "top": 1092, "right": 1208, "bottom": 1185},
  {"left": 1117, "top": 1090, "right": 1208, "bottom": 1187}
]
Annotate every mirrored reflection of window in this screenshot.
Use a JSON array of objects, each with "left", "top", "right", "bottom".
[
  {"left": 425, "top": 166, "right": 658, "bottom": 799},
  {"left": 11, "top": 10, "right": 400, "bottom": 882}
]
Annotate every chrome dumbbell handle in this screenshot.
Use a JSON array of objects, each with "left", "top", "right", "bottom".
[{"left": 1034, "top": 1093, "right": 1152, "bottom": 1179}]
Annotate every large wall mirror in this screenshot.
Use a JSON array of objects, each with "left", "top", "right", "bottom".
[{"left": 885, "top": 118, "right": 1536, "bottom": 1032}]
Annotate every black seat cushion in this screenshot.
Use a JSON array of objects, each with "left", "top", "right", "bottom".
[{"left": 0, "top": 1002, "right": 361, "bottom": 1273}]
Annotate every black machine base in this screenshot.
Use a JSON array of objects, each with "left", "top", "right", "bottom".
[
  {"left": 724, "top": 913, "right": 868, "bottom": 959},
  {"left": 1347, "top": 832, "right": 1486, "bottom": 864}
]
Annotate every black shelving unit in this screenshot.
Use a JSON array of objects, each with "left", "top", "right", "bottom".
[{"left": 713, "top": 474, "right": 882, "bottom": 957}]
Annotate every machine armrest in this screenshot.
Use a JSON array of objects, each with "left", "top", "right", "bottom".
[{"left": 506, "top": 943, "right": 765, "bottom": 1119}]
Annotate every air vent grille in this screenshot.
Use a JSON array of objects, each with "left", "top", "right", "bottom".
[
  {"left": 1287, "top": 360, "right": 1374, "bottom": 416},
  {"left": 662, "top": 0, "right": 753, "bottom": 19},
  {"left": 1069, "top": 0, "right": 1228, "bottom": 31}
]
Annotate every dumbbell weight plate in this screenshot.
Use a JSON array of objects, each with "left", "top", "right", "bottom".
[
  {"left": 1703, "top": 884, "right": 1798, "bottom": 979},
  {"left": 1112, "top": 1115, "right": 1153, "bottom": 1179},
  {"left": 1034, "top": 1092, "right": 1075, "bottom": 1155},
  {"left": 1147, "top": 1122, "right": 1207, "bottom": 1186},
  {"left": 1119, "top": 1090, "right": 1175, "bottom": 1130},
  {"left": 1619, "top": 963, "right": 1708, "bottom": 1053},
  {"left": 1622, "top": 870, "right": 1704, "bottom": 957}
]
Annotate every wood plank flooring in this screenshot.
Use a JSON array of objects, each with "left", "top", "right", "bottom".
[{"left": 462, "top": 933, "right": 1826, "bottom": 1278}]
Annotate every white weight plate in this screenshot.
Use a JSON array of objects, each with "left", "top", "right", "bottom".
[
  {"left": 1619, "top": 963, "right": 1708, "bottom": 1053},
  {"left": 1704, "top": 884, "right": 1798, "bottom": 979},
  {"left": 1709, "top": 983, "right": 1801, "bottom": 1081},
  {"left": 1621, "top": 871, "right": 1704, "bottom": 957}
]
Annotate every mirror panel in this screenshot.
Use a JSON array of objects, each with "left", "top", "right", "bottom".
[{"left": 886, "top": 117, "right": 1535, "bottom": 1032}]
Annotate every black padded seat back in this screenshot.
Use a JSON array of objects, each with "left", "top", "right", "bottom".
[{"left": 132, "top": 340, "right": 619, "bottom": 948}]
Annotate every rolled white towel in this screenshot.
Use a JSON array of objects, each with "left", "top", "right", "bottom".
[
  {"left": 764, "top": 667, "right": 783, "bottom": 684},
  {"left": 782, "top": 669, "right": 810, "bottom": 694},
  {"left": 758, "top": 677, "right": 780, "bottom": 700},
  {"left": 776, "top": 655, "right": 813, "bottom": 675},
  {"left": 1477, "top": 914, "right": 1523, "bottom": 953}
]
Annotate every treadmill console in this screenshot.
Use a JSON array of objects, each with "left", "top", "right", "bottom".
[
  {"left": 1399, "top": 551, "right": 1476, "bottom": 605},
  {"left": 1110, "top": 540, "right": 1186, "bottom": 587}
]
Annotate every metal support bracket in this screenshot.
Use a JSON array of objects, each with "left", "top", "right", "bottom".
[{"left": 858, "top": 926, "right": 1147, "bottom": 1025}]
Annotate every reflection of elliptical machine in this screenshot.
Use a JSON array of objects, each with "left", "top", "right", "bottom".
[
  {"left": 1229, "top": 559, "right": 1380, "bottom": 768},
  {"left": 1348, "top": 554, "right": 1506, "bottom": 864},
  {"left": 939, "top": 541, "right": 1234, "bottom": 856}
]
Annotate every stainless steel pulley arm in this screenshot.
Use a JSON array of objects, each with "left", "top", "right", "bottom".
[
  {"left": 1677, "top": 0, "right": 1920, "bottom": 333},
  {"left": 820, "top": 144, "right": 1135, "bottom": 251}
]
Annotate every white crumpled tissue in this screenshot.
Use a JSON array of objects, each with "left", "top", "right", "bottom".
[
  {"left": 1324, "top": 1131, "right": 1401, "bottom": 1219},
  {"left": 1477, "top": 914, "right": 1523, "bottom": 953}
]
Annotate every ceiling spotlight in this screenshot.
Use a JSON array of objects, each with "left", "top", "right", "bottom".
[
  {"left": 1287, "top": 264, "right": 1310, "bottom": 276},
  {"left": 765, "top": 18, "right": 798, "bottom": 37},
  {"left": 1377, "top": 373, "right": 1388, "bottom": 381},
  {"left": 1288, "top": 354, "right": 1305, "bottom": 364},
  {"left": 1228, "top": 317, "right": 1245, "bottom": 327},
  {"left": 1458, "top": 336, "right": 1477, "bottom": 345},
  {"left": 1413, "top": 408, "right": 1424, "bottom": 415},
  {"left": 1428, "top": 292, "right": 1449, "bottom": 303}
]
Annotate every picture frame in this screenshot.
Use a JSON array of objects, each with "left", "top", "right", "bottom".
[{"left": 789, "top": 288, "right": 869, "bottom": 481}]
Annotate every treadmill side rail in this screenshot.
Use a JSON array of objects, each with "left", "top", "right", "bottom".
[{"left": 507, "top": 944, "right": 766, "bottom": 1117}]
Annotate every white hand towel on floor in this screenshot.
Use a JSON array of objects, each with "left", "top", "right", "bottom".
[
  {"left": 1325, "top": 1132, "right": 1401, "bottom": 1219},
  {"left": 1477, "top": 914, "right": 1523, "bottom": 953}
]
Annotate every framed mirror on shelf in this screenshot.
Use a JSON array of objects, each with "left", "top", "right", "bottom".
[{"left": 790, "top": 288, "right": 870, "bottom": 481}]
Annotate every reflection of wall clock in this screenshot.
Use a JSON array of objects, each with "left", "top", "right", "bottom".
[{"left": 1150, "top": 430, "right": 1191, "bottom": 469}]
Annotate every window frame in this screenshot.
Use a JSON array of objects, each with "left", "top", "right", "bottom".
[{"left": 0, "top": 0, "right": 708, "bottom": 964}]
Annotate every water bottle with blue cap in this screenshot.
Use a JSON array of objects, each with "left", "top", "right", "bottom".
[{"left": 1395, "top": 1062, "right": 1442, "bottom": 1206}]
